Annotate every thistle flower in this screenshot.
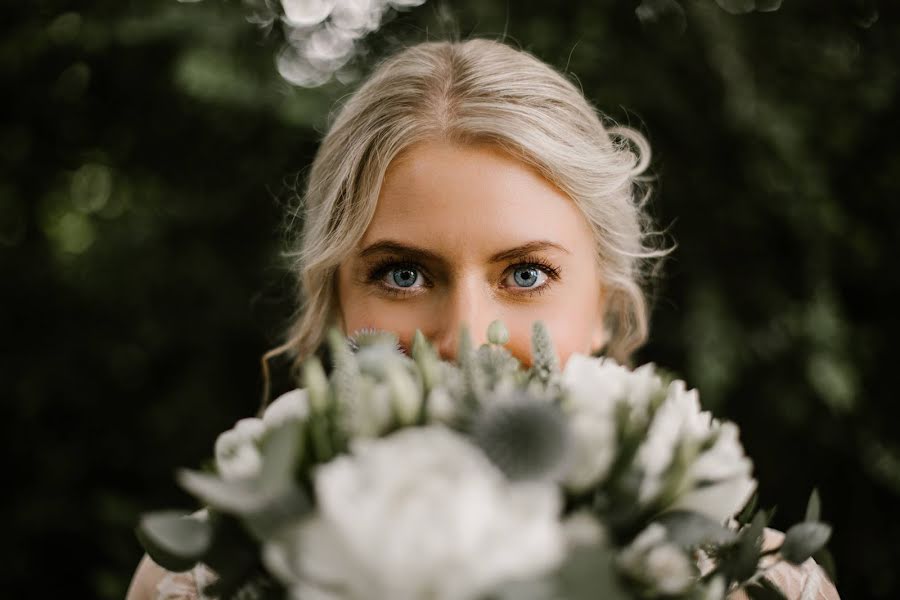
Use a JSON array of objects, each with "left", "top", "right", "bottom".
[
  {"left": 471, "top": 391, "right": 571, "bottom": 482},
  {"left": 347, "top": 327, "right": 401, "bottom": 353}
]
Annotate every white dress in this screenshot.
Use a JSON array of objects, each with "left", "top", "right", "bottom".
[{"left": 151, "top": 528, "right": 839, "bottom": 600}]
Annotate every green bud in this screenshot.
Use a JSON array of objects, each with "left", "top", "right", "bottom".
[
  {"left": 487, "top": 319, "right": 510, "bottom": 345},
  {"left": 387, "top": 365, "right": 421, "bottom": 425},
  {"left": 303, "top": 357, "right": 330, "bottom": 414}
]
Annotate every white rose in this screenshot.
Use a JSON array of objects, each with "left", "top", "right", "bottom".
[
  {"left": 214, "top": 418, "right": 265, "bottom": 481},
  {"left": 559, "top": 355, "right": 664, "bottom": 491},
  {"left": 637, "top": 380, "right": 756, "bottom": 522},
  {"left": 671, "top": 422, "right": 756, "bottom": 523},
  {"left": 281, "top": 0, "right": 336, "bottom": 27},
  {"left": 637, "top": 380, "right": 710, "bottom": 500},
  {"left": 264, "top": 426, "right": 565, "bottom": 600},
  {"left": 618, "top": 523, "right": 695, "bottom": 595}
]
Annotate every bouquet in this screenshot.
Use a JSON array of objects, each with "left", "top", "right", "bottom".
[{"left": 137, "top": 321, "right": 833, "bottom": 600}]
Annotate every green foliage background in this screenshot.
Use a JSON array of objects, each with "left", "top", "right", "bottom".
[{"left": 3, "top": 0, "right": 897, "bottom": 597}]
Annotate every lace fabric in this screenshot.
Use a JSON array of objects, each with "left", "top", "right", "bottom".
[{"left": 156, "top": 563, "right": 216, "bottom": 600}]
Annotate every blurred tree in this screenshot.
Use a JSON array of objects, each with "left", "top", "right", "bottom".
[{"left": 2, "top": 0, "right": 897, "bottom": 597}]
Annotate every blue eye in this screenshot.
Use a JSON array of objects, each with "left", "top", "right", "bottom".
[
  {"left": 391, "top": 267, "right": 419, "bottom": 288},
  {"left": 511, "top": 266, "right": 542, "bottom": 288}
]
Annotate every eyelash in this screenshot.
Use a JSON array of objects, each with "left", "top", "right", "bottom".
[{"left": 365, "top": 255, "right": 562, "bottom": 298}]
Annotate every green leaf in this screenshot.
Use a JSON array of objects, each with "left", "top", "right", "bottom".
[
  {"left": 302, "top": 357, "right": 330, "bottom": 414},
  {"left": 736, "top": 491, "right": 759, "bottom": 526},
  {"left": 136, "top": 510, "right": 211, "bottom": 572},
  {"left": 201, "top": 511, "right": 259, "bottom": 577},
  {"left": 259, "top": 421, "right": 302, "bottom": 494},
  {"left": 723, "top": 511, "right": 766, "bottom": 584},
  {"left": 744, "top": 577, "right": 789, "bottom": 600},
  {"left": 781, "top": 522, "right": 832, "bottom": 564},
  {"left": 805, "top": 488, "right": 821, "bottom": 523},
  {"left": 243, "top": 485, "right": 311, "bottom": 541},
  {"left": 327, "top": 327, "right": 360, "bottom": 406},
  {"left": 411, "top": 328, "right": 441, "bottom": 393},
  {"left": 658, "top": 510, "right": 738, "bottom": 548},
  {"left": 177, "top": 469, "right": 269, "bottom": 514}
]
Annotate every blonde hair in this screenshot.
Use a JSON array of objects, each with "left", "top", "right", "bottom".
[{"left": 262, "top": 37, "right": 668, "bottom": 402}]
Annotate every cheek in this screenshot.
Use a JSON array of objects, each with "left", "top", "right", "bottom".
[
  {"left": 500, "top": 289, "right": 602, "bottom": 368},
  {"left": 500, "top": 309, "right": 598, "bottom": 369}
]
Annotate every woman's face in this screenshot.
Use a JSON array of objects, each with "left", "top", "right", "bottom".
[{"left": 335, "top": 139, "right": 607, "bottom": 367}]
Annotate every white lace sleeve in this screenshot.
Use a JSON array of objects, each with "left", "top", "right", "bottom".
[
  {"left": 725, "top": 528, "right": 840, "bottom": 600},
  {"left": 156, "top": 563, "right": 218, "bottom": 600}
]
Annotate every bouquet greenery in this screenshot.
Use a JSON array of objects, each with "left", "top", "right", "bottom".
[{"left": 137, "top": 321, "right": 833, "bottom": 600}]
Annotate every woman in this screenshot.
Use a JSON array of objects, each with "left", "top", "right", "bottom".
[{"left": 127, "top": 38, "right": 838, "bottom": 599}]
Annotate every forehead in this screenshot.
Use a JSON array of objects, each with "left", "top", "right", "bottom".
[{"left": 360, "top": 139, "right": 594, "bottom": 253}]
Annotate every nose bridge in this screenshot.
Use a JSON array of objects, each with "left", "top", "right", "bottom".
[{"left": 434, "top": 276, "right": 492, "bottom": 361}]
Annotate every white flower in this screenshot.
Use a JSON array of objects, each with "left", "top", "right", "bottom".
[
  {"left": 214, "top": 418, "right": 265, "bottom": 481},
  {"left": 330, "top": 0, "right": 383, "bottom": 32},
  {"left": 262, "top": 389, "right": 310, "bottom": 429},
  {"left": 281, "top": 0, "right": 336, "bottom": 27},
  {"left": 637, "top": 380, "right": 756, "bottom": 522},
  {"left": 562, "top": 511, "right": 607, "bottom": 549},
  {"left": 671, "top": 422, "right": 757, "bottom": 523},
  {"left": 618, "top": 523, "right": 695, "bottom": 595},
  {"left": 263, "top": 426, "right": 565, "bottom": 600},
  {"left": 559, "top": 354, "right": 663, "bottom": 491},
  {"left": 425, "top": 386, "right": 458, "bottom": 423},
  {"left": 637, "top": 380, "right": 710, "bottom": 499}
]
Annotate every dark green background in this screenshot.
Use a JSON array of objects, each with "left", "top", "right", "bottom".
[{"left": 4, "top": 0, "right": 897, "bottom": 597}]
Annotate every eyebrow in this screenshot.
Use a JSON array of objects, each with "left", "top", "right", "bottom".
[{"left": 357, "top": 240, "right": 571, "bottom": 263}]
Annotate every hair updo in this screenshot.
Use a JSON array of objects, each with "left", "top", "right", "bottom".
[{"left": 266, "top": 37, "right": 667, "bottom": 387}]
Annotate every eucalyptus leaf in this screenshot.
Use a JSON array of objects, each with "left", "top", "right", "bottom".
[
  {"left": 243, "top": 485, "right": 311, "bottom": 541},
  {"left": 781, "top": 522, "right": 832, "bottom": 565},
  {"left": 805, "top": 488, "right": 821, "bottom": 523},
  {"left": 201, "top": 511, "right": 259, "bottom": 576},
  {"left": 723, "top": 511, "right": 766, "bottom": 583},
  {"left": 736, "top": 491, "right": 759, "bottom": 526},
  {"left": 136, "top": 510, "right": 211, "bottom": 572},
  {"left": 177, "top": 469, "right": 269, "bottom": 514},
  {"left": 259, "top": 421, "right": 302, "bottom": 494},
  {"left": 658, "top": 510, "right": 738, "bottom": 548}
]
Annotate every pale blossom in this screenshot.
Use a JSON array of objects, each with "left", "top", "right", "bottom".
[
  {"left": 671, "top": 422, "right": 757, "bottom": 523},
  {"left": 618, "top": 523, "right": 695, "bottom": 595},
  {"left": 559, "top": 354, "right": 663, "bottom": 491},
  {"left": 281, "top": 0, "right": 336, "bottom": 27},
  {"left": 637, "top": 380, "right": 756, "bottom": 522},
  {"left": 263, "top": 426, "right": 565, "bottom": 600}
]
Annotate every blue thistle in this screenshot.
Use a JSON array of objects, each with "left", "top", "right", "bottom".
[{"left": 471, "top": 392, "right": 571, "bottom": 482}]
